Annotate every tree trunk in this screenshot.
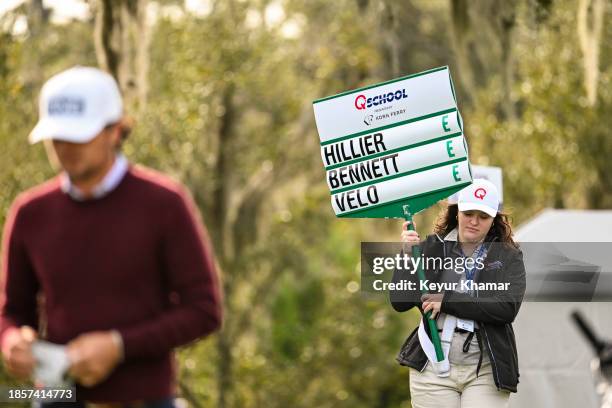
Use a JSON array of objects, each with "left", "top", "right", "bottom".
[
  {"left": 211, "top": 83, "right": 236, "bottom": 408},
  {"left": 449, "top": 0, "right": 518, "bottom": 118},
  {"left": 449, "top": 0, "right": 477, "bottom": 104},
  {"left": 495, "top": 0, "right": 517, "bottom": 120},
  {"left": 381, "top": 1, "right": 400, "bottom": 78},
  {"left": 94, "top": 0, "right": 150, "bottom": 114},
  {"left": 24, "top": 0, "right": 48, "bottom": 87},
  {"left": 577, "top": 0, "right": 605, "bottom": 106}
]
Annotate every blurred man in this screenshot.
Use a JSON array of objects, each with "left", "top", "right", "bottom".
[{"left": 0, "top": 66, "right": 223, "bottom": 406}]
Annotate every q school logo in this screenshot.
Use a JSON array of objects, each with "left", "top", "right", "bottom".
[{"left": 354, "top": 89, "right": 408, "bottom": 110}]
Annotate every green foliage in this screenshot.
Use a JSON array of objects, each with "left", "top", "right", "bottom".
[{"left": 465, "top": 2, "right": 612, "bottom": 219}]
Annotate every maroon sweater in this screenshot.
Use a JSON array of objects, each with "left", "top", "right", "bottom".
[{"left": 0, "top": 166, "right": 222, "bottom": 402}]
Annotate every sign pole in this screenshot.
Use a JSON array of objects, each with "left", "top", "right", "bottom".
[{"left": 403, "top": 204, "right": 444, "bottom": 362}]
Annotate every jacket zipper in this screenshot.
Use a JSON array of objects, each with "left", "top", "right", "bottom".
[
  {"left": 482, "top": 324, "right": 501, "bottom": 389},
  {"left": 474, "top": 254, "right": 502, "bottom": 391}
]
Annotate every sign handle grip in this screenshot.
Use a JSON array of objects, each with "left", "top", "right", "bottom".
[{"left": 403, "top": 204, "right": 445, "bottom": 362}]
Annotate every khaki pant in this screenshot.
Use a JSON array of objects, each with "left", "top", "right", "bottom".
[{"left": 409, "top": 362, "right": 510, "bottom": 408}]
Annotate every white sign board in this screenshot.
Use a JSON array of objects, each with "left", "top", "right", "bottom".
[{"left": 313, "top": 66, "right": 472, "bottom": 218}]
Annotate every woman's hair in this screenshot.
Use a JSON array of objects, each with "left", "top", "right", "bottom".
[{"left": 433, "top": 204, "right": 518, "bottom": 248}]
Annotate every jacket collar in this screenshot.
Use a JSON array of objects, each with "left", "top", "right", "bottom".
[
  {"left": 444, "top": 228, "right": 459, "bottom": 241},
  {"left": 441, "top": 227, "right": 499, "bottom": 254}
]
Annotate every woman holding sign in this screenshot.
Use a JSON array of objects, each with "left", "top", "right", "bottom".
[{"left": 390, "top": 179, "right": 526, "bottom": 408}]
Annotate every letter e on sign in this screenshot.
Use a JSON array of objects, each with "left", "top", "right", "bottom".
[
  {"left": 452, "top": 164, "right": 461, "bottom": 182},
  {"left": 446, "top": 140, "right": 455, "bottom": 158},
  {"left": 442, "top": 114, "right": 450, "bottom": 132}
]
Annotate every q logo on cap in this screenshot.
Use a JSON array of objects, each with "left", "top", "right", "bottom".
[{"left": 474, "top": 188, "right": 487, "bottom": 200}]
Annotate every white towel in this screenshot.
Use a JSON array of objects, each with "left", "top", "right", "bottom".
[{"left": 418, "top": 312, "right": 456, "bottom": 377}]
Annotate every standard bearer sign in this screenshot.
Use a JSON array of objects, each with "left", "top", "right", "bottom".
[{"left": 313, "top": 66, "right": 473, "bottom": 218}]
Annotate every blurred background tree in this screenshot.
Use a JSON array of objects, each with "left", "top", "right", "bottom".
[{"left": 0, "top": 0, "right": 610, "bottom": 407}]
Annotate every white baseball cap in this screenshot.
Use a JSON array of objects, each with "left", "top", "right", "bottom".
[
  {"left": 457, "top": 178, "right": 500, "bottom": 218},
  {"left": 29, "top": 66, "right": 123, "bottom": 144}
]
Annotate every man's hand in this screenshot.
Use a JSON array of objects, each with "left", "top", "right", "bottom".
[
  {"left": 1, "top": 326, "right": 37, "bottom": 380},
  {"left": 421, "top": 293, "right": 444, "bottom": 319},
  {"left": 67, "top": 331, "right": 122, "bottom": 387}
]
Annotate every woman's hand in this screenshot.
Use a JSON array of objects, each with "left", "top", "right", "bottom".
[
  {"left": 421, "top": 293, "right": 444, "bottom": 319},
  {"left": 401, "top": 221, "right": 420, "bottom": 252}
]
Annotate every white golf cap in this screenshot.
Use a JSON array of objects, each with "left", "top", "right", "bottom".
[
  {"left": 29, "top": 66, "right": 123, "bottom": 144},
  {"left": 458, "top": 178, "right": 500, "bottom": 218}
]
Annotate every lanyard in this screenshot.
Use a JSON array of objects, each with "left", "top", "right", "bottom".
[{"left": 461, "top": 243, "right": 487, "bottom": 282}]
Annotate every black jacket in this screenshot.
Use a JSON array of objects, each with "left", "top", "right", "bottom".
[{"left": 390, "top": 234, "right": 526, "bottom": 393}]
